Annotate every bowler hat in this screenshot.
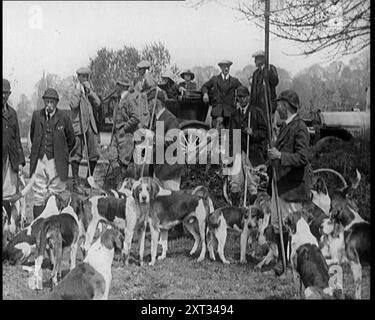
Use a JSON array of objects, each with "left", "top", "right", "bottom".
[
  {"left": 42, "top": 88, "right": 59, "bottom": 101},
  {"left": 180, "top": 69, "right": 195, "bottom": 80},
  {"left": 237, "top": 86, "right": 250, "bottom": 97},
  {"left": 3, "top": 79, "right": 11, "bottom": 92},
  {"left": 137, "top": 60, "right": 151, "bottom": 69},
  {"left": 147, "top": 87, "right": 166, "bottom": 103},
  {"left": 252, "top": 50, "right": 265, "bottom": 58},
  {"left": 218, "top": 60, "right": 233, "bottom": 67},
  {"left": 276, "top": 90, "right": 300, "bottom": 110},
  {"left": 76, "top": 67, "right": 92, "bottom": 75}
]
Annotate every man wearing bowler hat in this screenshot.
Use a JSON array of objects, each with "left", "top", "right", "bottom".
[
  {"left": 29, "top": 88, "right": 75, "bottom": 218},
  {"left": 70, "top": 67, "right": 101, "bottom": 193},
  {"left": 250, "top": 50, "right": 279, "bottom": 117},
  {"left": 267, "top": 89, "right": 311, "bottom": 275},
  {"left": 3, "top": 79, "right": 25, "bottom": 199},
  {"left": 201, "top": 60, "right": 242, "bottom": 129}
]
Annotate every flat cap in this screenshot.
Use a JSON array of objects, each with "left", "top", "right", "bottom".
[
  {"left": 237, "top": 86, "right": 250, "bottom": 97},
  {"left": 180, "top": 69, "right": 195, "bottom": 80},
  {"left": 218, "top": 59, "right": 233, "bottom": 66},
  {"left": 147, "top": 87, "right": 167, "bottom": 103},
  {"left": 276, "top": 90, "right": 300, "bottom": 110},
  {"left": 42, "top": 88, "right": 59, "bottom": 101},
  {"left": 252, "top": 50, "right": 265, "bottom": 58},
  {"left": 137, "top": 60, "right": 151, "bottom": 69},
  {"left": 116, "top": 78, "right": 131, "bottom": 87},
  {"left": 3, "top": 78, "right": 11, "bottom": 92},
  {"left": 76, "top": 67, "right": 92, "bottom": 75}
]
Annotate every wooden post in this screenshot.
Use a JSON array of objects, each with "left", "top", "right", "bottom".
[{"left": 263, "top": 0, "right": 287, "bottom": 272}]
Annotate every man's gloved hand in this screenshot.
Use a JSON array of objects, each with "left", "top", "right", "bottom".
[{"left": 203, "top": 93, "right": 209, "bottom": 104}]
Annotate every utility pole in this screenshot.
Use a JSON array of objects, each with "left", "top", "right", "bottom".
[{"left": 263, "top": 0, "right": 287, "bottom": 272}]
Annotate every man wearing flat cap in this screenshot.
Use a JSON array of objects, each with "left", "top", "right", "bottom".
[
  {"left": 250, "top": 50, "right": 279, "bottom": 117},
  {"left": 147, "top": 88, "right": 184, "bottom": 191},
  {"left": 69, "top": 67, "right": 101, "bottom": 193},
  {"left": 29, "top": 88, "right": 75, "bottom": 218},
  {"left": 3, "top": 79, "right": 25, "bottom": 199},
  {"left": 201, "top": 60, "right": 242, "bottom": 129},
  {"left": 267, "top": 89, "right": 311, "bottom": 275},
  {"left": 108, "top": 79, "right": 140, "bottom": 186}
]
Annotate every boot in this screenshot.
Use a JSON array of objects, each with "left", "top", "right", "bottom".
[
  {"left": 71, "top": 161, "right": 85, "bottom": 194},
  {"left": 33, "top": 205, "right": 45, "bottom": 219}
]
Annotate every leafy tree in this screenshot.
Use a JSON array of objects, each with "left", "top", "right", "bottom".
[
  {"left": 141, "top": 41, "right": 171, "bottom": 81},
  {"left": 188, "top": 0, "right": 370, "bottom": 58},
  {"left": 15, "top": 94, "right": 33, "bottom": 138}
]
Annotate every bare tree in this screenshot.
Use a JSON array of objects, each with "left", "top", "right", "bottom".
[{"left": 188, "top": 0, "right": 370, "bottom": 58}]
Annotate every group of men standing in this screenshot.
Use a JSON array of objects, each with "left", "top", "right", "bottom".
[{"left": 3, "top": 50, "right": 312, "bottom": 275}]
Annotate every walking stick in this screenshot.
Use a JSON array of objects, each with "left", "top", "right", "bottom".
[
  {"left": 243, "top": 113, "right": 251, "bottom": 207},
  {"left": 78, "top": 86, "right": 92, "bottom": 188},
  {"left": 263, "top": 0, "right": 287, "bottom": 273},
  {"left": 140, "top": 87, "right": 159, "bottom": 178}
]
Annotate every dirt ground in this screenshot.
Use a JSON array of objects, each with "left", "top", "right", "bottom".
[{"left": 2, "top": 162, "right": 371, "bottom": 300}]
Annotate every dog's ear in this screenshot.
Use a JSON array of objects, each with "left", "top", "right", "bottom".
[
  {"left": 54, "top": 195, "right": 65, "bottom": 212},
  {"left": 131, "top": 180, "right": 141, "bottom": 201},
  {"left": 150, "top": 180, "right": 160, "bottom": 199}
]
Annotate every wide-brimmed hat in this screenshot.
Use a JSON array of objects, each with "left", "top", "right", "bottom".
[
  {"left": 137, "top": 60, "right": 151, "bottom": 69},
  {"left": 276, "top": 90, "right": 300, "bottom": 110},
  {"left": 147, "top": 87, "right": 167, "bottom": 103},
  {"left": 161, "top": 70, "right": 175, "bottom": 82},
  {"left": 76, "top": 67, "right": 92, "bottom": 75},
  {"left": 180, "top": 69, "right": 195, "bottom": 80},
  {"left": 218, "top": 60, "right": 233, "bottom": 67}
]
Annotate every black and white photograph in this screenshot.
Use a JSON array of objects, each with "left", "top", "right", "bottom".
[{"left": 2, "top": 0, "right": 371, "bottom": 303}]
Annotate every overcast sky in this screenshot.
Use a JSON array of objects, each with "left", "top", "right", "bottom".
[{"left": 3, "top": 0, "right": 352, "bottom": 105}]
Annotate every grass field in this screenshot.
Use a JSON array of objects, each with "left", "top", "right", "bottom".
[{"left": 2, "top": 139, "right": 371, "bottom": 300}]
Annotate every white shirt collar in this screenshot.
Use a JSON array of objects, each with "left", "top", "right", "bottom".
[
  {"left": 156, "top": 107, "right": 166, "bottom": 120},
  {"left": 46, "top": 108, "right": 56, "bottom": 120},
  {"left": 285, "top": 113, "right": 297, "bottom": 125},
  {"left": 221, "top": 73, "right": 229, "bottom": 81},
  {"left": 240, "top": 104, "right": 249, "bottom": 115}
]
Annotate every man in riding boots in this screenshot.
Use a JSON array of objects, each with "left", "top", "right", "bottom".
[
  {"left": 108, "top": 78, "right": 140, "bottom": 186},
  {"left": 3, "top": 79, "right": 25, "bottom": 199},
  {"left": 201, "top": 60, "right": 242, "bottom": 129},
  {"left": 250, "top": 51, "right": 279, "bottom": 118},
  {"left": 267, "top": 89, "right": 311, "bottom": 275},
  {"left": 29, "top": 88, "right": 75, "bottom": 218},
  {"left": 69, "top": 67, "right": 101, "bottom": 193}
]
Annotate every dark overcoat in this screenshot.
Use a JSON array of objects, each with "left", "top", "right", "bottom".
[
  {"left": 2, "top": 103, "right": 25, "bottom": 171},
  {"left": 201, "top": 75, "right": 242, "bottom": 118},
  {"left": 230, "top": 105, "right": 268, "bottom": 166},
  {"left": 153, "top": 109, "right": 185, "bottom": 181},
  {"left": 250, "top": 64, "right": 279, "bottom": 115},
  {"left": 29, "top": 108, "right": 76, "bottom": 181},
  {"left": 268, "top": 114, "right": 311, "bottom": 202}
]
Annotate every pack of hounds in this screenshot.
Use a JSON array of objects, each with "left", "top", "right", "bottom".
[{"left": 2, "top": 168, "right": 370, "bottom": 300}]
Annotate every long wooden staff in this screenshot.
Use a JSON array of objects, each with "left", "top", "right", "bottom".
[
  {"left": 263, "top": 0, "right": 287, "bottom": 271},
  {"left": 243, "top": 113, "right": 251, "bottom": 207}
]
